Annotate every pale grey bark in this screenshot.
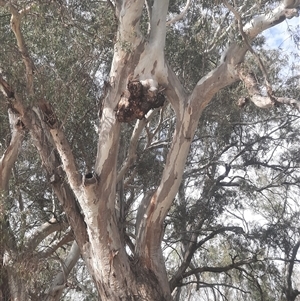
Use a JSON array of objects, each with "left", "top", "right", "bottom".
[
  {"left": 0, "top": 0, "right": 299, "bottom": 300},
  {"left": 0, "top": 109, "right": 24, "bottom": 192}
]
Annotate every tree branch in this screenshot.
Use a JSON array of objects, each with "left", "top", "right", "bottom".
[
  {"left": 45, "top": 242, "right": 81, "bottom": 301},
  {"left": 37, "top": 99, "right": 82, "bottom": 195},
  {"left": 285, "top": 240, "right": 300, "bottom": 301},
  {"left": 0, "top": 109, "right": 24, "bottom": 191},
  {"left": 165, "top": 62, "right": 187, "bottom": 116},
  {"left": 237, "top": 64, "right": 300, "bottom": 110},
  {"left": 0, "top": 81, "right": 88, "bottom": 248},
  {"left": 38, "top": 231, "right": 74, "bottom": 258},
  {"left": 182, "top": 256, "right": 258, "bottom": 278},
  {"left": 24, "top": 218, "right": 67, "bottom": 253},
  {"left": 117, "top": 110, "right": 156, "bottom": 183},
  {"left": 149, "top": 0, "right": 169, "bottom": 48},
  {"left": 223, "top": 0, "right": 274, "bottom": 95},
  {"left": 166, "top": 0, "right": 191, "bottom": 26},
  {"left": 8, "top": 3, "right": 35, "bottom": 95},
  {"left": 169, "top": 226, "right": 244, "bottom": 291},
  {"left": 118, "top": 0, "right": 144, "bottom": 43},
  {"left": 243, "top": 4, "right": 299, "bottom": 39}
]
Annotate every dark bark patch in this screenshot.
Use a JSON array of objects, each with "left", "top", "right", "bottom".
[
  {"left": 271, "top": 15, "right": 286, "bottom": 26},
  {"left": 38, "top": 99, "right": 57, "bottom": 128},
  {"left": 116, "top": 79, "right": 165, "bottom": 122},
  {"left": 16, "top": 119, "right": 25, "bottom": 130},
  {"left": 83, "top": 173, "right": 97, "bottom": 186},
  {"left": 151, "top": 61, "right": 157, "bottom": 75}
]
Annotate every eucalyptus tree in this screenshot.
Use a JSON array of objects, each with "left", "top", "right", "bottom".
[{"left": 0, "top": 0, "right": 300, "bottom": 301}]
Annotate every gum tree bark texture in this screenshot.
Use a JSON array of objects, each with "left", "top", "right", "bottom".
[{"left": 0, "top": 0, "right": 300, "bottom": 300}]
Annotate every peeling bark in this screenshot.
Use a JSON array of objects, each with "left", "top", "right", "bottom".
[
  {"left": 1, "top": 0, "right": 299, "bottom": 300},
  {"left": 0, "top": 109, "right": 25, "bottom": 301}
]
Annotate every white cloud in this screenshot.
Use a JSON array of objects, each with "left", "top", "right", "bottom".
[{"left": 264, "top": 17, "right": 299, "bottom": 49}]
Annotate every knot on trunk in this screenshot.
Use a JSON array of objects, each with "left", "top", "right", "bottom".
[{"left": 116, "top": 79, "right": 165, "bottom": 122}]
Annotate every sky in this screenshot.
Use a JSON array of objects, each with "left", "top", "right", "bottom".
[
  {"left": 263, "top": 16, "right": 300, "bottom": 78},
  {"left": 264, "top": 17, "right": 299, "bottom": 49}
]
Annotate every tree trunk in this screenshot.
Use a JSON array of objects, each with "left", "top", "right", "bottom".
[{"left": 1, "top": 1, "right": 299, "bottom": 300}]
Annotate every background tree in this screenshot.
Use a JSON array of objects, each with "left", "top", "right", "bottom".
[{"left": 0, "top": 0, "right": 300, "bottom": 300}]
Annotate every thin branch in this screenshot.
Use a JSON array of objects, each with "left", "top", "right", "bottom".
[
  {"left": 117, "top": 109, "right": 157, "bottom": 183},
  {"left": 285, "top": 240, "right": 300, "bottom": 300},
  {"left": 177, "top": 280, "right": 250, "bottom": 294},
  {"left": 169, "top": 226, "right": 244, "bottom": 291},
  {"left": 182, "top": 256, "right": 258, "bottom": 278}
]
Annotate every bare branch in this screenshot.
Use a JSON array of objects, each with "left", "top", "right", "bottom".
[
  {"left": 182, "top": 257, "right": 258, "bottom": 278},
  {"left": 38, "top": 231, "right": 74, "bottom": 258},
  {"left": 285, "top": 240, "right": 300, "bottom": 301},
  {"left": 166, "top": 0, "right": 191, "bottom": 26},
  {"left": 169, "top": 227, "right": 244, "bottom": 291},
  {"left": 0, "top": 80, "right": 87, "bottom": 248},
  {"left": 177, "top": 280, "right": 250, "bottom": 294},
  {"left": 237, "top": 64, "right": 300, "bottom": 110},
  {"left": 205, "top": 19, "right": 233, "bottom": 55},
  {"left": 0, "top": 74, "right": 15, "bottom": 98},
  {"left": 165, "top": 62, "right": 187, "bottom": 116},
  {"left": 118, "top": 0, "right": 144, "bottom": 43},
  {"left": 45, "top": 242, "right": 81, "bottom": 301}
]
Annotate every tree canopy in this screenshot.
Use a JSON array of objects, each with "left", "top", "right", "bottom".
[{"left": 0, "top": 1, "right": 300, "bottom": 300}]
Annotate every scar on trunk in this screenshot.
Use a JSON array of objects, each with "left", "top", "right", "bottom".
[{"left": 116, "top": 78, "right": 165, "bottom": 122}]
